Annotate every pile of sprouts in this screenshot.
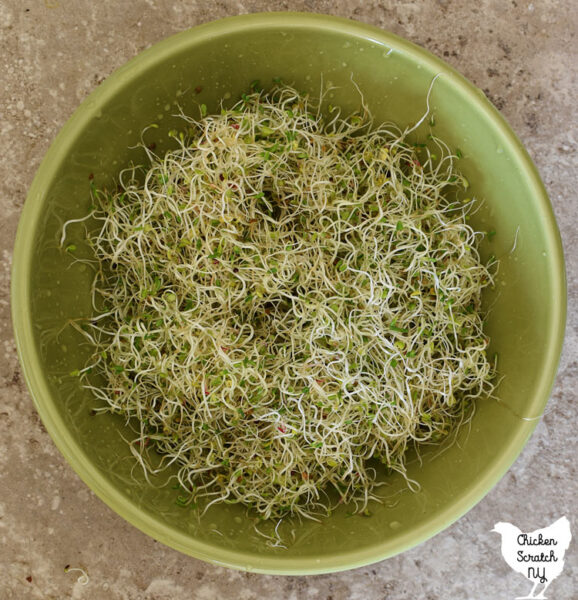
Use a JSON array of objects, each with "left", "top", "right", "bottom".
[{"left": 70, "top": 82, "right": 497, "bottom": 523}]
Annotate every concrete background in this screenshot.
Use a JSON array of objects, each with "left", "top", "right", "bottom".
[{"left": 0, "top": 1, "right": 576, "bottom": 598}]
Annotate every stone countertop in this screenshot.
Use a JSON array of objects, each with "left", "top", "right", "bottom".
[{"left": 0, "top": 1, "right": 576, "bottom": 599}]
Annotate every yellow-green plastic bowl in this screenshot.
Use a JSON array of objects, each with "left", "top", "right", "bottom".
[{"left": 11, "top": 13, "right": 565, "bottom": 574}]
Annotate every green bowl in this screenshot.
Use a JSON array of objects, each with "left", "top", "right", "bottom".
[{"left": 11, "top": 13, "right": 565, "bottom": 574}]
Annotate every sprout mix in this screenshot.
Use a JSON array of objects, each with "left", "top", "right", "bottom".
[{"left": 68, "top": 83, "right": 497, "bottom": 523}]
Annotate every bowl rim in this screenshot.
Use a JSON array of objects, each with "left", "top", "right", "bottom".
[{"left": 11, "top": 11, "right": 567, "bottom": 575}]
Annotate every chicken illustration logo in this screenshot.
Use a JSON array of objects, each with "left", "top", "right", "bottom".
[{"left": 491, "top": 516, "right": 572, "bottom": 599}]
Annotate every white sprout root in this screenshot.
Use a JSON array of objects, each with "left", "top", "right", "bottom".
[{"left": 73, "top": 83, "right": 497, "bottom": 522}]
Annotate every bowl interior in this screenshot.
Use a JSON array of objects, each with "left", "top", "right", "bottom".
[{"left": 12, "top": 14, "right": 565, "bottom": 573}]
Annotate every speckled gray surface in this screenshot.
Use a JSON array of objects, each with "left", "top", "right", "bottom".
[{"left": 1, "top": 1, "right": 577, "bottom": 599}]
